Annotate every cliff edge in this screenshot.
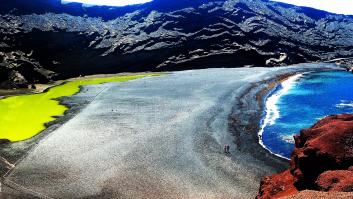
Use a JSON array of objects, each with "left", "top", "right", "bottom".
[{"left": 257, "top": 114, "right": 353, "bottom": 199}]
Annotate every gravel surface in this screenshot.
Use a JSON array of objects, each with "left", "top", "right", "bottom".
[{"left": 3, "top": 65, "right": 342, "bottom": 199}]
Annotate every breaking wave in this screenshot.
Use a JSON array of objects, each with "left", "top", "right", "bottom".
[{"left": 258, "top": 73, "right": 303, "bottom": 159}]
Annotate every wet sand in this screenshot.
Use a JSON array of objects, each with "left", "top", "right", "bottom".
[{"left": 1, "top": 64, "right": 342, "bottom": 198}]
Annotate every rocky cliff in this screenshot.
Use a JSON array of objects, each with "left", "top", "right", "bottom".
[
  {"left": 1, "top": 0, "right": 353, "bottom": 88},
  {"left": 257, "top": 114, "right": 353, "bottom": 199}
]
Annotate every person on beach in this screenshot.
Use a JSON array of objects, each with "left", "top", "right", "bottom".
[{"left": 224, "top": 145, "right": 230, "bottom": 153}]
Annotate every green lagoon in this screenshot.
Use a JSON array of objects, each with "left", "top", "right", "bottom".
[{"left": 0, "top": 74, "right": 156, "bottom": 142}]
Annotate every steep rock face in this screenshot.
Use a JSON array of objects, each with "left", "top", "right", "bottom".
[
  {"left": 1, "top": 0, "right": 353, "bottom": 87},
  {"left": 292, "top": 114, "right": 353, "bottom": 189},
  {"left": 257, "top": 114, "right": 353, "bottom": 199}
]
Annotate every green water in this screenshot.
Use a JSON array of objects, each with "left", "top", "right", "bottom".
[{"left": 0, "top": 74, "right": 157, "bottom": 142}]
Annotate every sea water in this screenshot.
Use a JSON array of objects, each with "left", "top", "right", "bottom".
[{"left": 259, "top": 71, "right": 353, "bottom": 159}]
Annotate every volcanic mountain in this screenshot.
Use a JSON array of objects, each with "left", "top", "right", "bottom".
[{"left": 1, "top": 0, "right": 353, "bottom": 88}]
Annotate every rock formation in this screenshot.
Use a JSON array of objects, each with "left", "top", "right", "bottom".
[
  {"left": 0, "top": 51, "right": 55, "bottom": 88},
  {"left": 257, "top": 114, "right": 353, "bottom": 198},
  {"left": 316, "top": 168, "right": 353, "bottom": 192},
  {"left": 1, "top": 0, "right": 353, "bottom": 88}
]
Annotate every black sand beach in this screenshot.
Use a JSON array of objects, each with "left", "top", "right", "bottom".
[{"left": 0, "top": 63, "right": 343, "bottom": 198}]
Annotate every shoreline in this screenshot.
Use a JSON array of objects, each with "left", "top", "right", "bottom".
[
  {"left": 0, "top": 75, "right": 157, "bottom": 142},
  {"left": 256, "top": 69, "right": 352, "bottom": 161},
  {"left": 2, "top": 67, "right": 296, "bottom": 198},
  {"left": 228, "top": 65, "right": 345, "bottom": 170},
  {"left": 0, "top": 64, "right": 345, "bottom": 198},
  {"left": 258, "top": 73, "right": 305, "bottom": 160},
  {"left": 0, "top": 73, "right": 161, "bottom": 174},
  {"left": 228, "top": 73, "right": 293, "bottom": 171},
  {"left": 0, "top": 72, "right": 164, "bottom": 98}
]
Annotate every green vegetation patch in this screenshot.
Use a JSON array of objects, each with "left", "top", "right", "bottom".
[{"left": 0, "top": 74, "right": 157, "bottom": 142}]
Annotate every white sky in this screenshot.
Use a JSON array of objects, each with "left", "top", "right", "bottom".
[
  {"left": 61, "top": 0, "right": 152, "bottom": 7},
  {"left": 61, "top": 0, "right": 353, "bottom": 15},
  {"left": 273, "top": 0, "right": 353, "bottom": 15}
]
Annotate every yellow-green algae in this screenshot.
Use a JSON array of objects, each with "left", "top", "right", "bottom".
[{"left": 0, "top": 74, "right": 157, "bottom": 142}]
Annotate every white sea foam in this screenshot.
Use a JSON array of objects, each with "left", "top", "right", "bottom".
[
  {"left": 280, "top": 135, "right": 295, "bottom": 144},
  {"left": 258, "top": 73, "right": 304, "bottom": 160},
  {"left": 336, "top": 100, "right": 353, "bottom": 108}
]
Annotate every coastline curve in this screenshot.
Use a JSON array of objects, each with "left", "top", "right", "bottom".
[{"left": 258, "top": 73, "right": 304, "bottom": 160}]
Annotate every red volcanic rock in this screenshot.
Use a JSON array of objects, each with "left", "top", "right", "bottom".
[
  {"left": 257, "top": 114, "right": 353, "bottom": 199},
  {"left": 291, "top": 114, "right": 353, "bottom": 189},
  {"left": 316, "top": 170, "right": 353, "bottom": 192},
  {"left": 257, "top": 170, "right": 298, "bottom": 199}
]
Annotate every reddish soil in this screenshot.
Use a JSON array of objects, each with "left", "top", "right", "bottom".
[{"left": 257, "top": 114, "right": 353, "bottom": 199}]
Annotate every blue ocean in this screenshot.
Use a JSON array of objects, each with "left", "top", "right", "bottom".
[{"left": 260, "top": 71, "right": 353, "bottom": 159}]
